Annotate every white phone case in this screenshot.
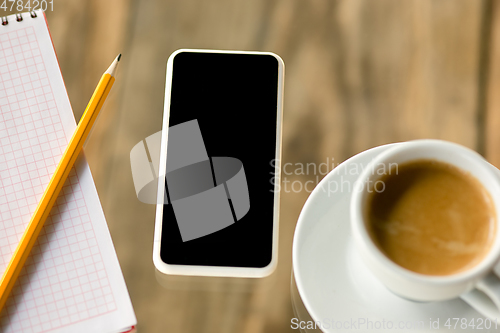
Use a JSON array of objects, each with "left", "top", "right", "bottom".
[{"left": 153, "top": 49, "right": 284, "bottom": 277}]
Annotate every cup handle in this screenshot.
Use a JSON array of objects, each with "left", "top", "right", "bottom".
[{"left": 460, "top": 272, "right": 500, "bottom": 320}]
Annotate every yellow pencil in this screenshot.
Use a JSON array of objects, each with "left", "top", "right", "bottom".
[{"left": 0, "top": 54, "right": 121, "bottom": 313}]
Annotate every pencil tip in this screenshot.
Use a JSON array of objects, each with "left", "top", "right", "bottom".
[{"left": 106, "top": 55, "right": 121, "bottom": 76}]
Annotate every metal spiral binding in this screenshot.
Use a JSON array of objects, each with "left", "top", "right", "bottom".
[{"left": 1, "top": 11, "right": 38, "bottom": 26}]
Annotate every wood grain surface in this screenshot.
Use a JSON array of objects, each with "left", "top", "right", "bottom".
[
  {"left": 2, "top": 0, "right": 499, "bottom": 332},
  {"left": 486, "top": 0, "right": 500, "bottom": 166}
]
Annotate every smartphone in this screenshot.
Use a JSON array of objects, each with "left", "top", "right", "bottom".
[{"left": 153, "top": 49, "right": 284, "bottom": 277}]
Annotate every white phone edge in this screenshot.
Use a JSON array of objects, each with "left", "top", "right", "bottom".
[{"left": 152, "top": 49, "right": 285, "bottom": 278}]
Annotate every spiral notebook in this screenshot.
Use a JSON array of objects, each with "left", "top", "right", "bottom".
[{"left": 0, "top": 10, "right": 136, "bottom": 333}]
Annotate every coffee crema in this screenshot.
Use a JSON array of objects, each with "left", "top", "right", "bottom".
[{"left": 367, "top": 159, "right": 496, "bottom": 276}]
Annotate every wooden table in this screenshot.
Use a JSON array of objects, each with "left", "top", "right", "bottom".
[{"left": 5, "top": 0, "right": 500, "bottom": 331}]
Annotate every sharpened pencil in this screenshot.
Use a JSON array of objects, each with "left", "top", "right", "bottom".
[{"left": 0, "top": 54, "right": 121, "bottom": 313}]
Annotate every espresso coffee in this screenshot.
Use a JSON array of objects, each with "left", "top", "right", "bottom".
[{"left": 367, "top": 159, "right": 496, "bottom": 276}]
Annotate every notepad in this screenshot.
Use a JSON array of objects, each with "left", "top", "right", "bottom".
[{"left": 0, "top": 10, "right": 136, "bottom": 333}]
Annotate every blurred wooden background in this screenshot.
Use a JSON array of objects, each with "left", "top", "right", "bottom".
[{"left": 4, "top": 0, "right": 500, "bottom": 331}]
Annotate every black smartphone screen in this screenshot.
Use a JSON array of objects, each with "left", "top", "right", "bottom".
[{"left": 160, "top": 51, "right": 279, "bottom": 268}]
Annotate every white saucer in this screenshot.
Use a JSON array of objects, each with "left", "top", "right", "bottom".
[{"left": 292, "top": 143, "right": 500, "bottom": 333}]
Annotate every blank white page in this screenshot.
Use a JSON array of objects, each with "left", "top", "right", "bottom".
[{"left": 0, "top": 10, "right": 136, "bottom": 333}]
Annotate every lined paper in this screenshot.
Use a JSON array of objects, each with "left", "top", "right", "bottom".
[{"left": 0, "top": 11, "right": 136, "bottom": 333}]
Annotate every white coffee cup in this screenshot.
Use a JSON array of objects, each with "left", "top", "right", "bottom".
[{"left": 350, "top": 139, "right": 500, "bottom": 319}]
